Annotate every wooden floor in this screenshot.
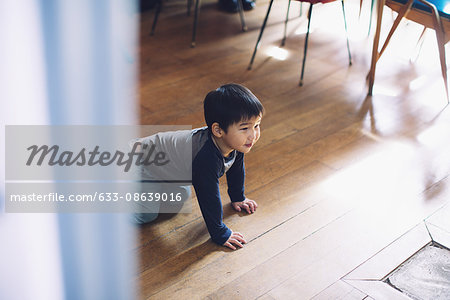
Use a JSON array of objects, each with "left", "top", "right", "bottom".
[{"left": 135, "top": 0, "right": 450, "bottom": 298}]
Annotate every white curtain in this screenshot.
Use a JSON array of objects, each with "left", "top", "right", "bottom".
[{"left": 0, "top": 1, "right": 138, "bottom": 299}]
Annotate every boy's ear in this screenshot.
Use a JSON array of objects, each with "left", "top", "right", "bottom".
[{"left": 211, "top": 122, "right": 223, "bottom": 138}]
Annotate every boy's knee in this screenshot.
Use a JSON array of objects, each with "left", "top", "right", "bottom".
[
  {"left": 133, "top": 212, "right": 159, "bottom": 224},
  {"left": 179, "top": 185, "right": 191, "bottom": 201},
  {"left": 166, "top": 185, "right": 191, "bottom": 213}
]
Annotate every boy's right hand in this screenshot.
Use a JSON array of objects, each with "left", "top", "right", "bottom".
[{"left": 223, "top": 231, "right": 247, "bottom": 250}]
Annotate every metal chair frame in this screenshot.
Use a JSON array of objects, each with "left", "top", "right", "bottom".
[
  {"left": 248, "top": 0, "right": 352, "bottom": 86},
  {"left": 151, "top": 0, "right": 247, "bottom": 47}
]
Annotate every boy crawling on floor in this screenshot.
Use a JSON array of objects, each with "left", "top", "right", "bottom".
[{"left": 133, "top": 83, "right": 264, "bottom": 250}]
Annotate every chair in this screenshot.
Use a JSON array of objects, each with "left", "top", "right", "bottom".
[
  {"left": 248, "top": 0, "right": 352, "bottom": 86},
  {"left": 367, "top": 0, "right": 450, "bottom": 102},
  {"left": 150, "top": 0, "right": 247, "bottom": 47}
]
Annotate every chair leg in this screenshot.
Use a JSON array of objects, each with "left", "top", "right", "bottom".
[
  {"left": 191, "top": 0, "right": 201, "bottom": 47},
  {"left": 237, "top": 0, "right": 248, "bottom": 32},
  {"left": 411, "top": 26, "right": 427, "bottom": 62},
  {"left": 377, "top": 0, "right": 413, "bottom": 61},
  {"left": 359, "top": 0, "right": 363, "bottom": 19},
  {"left": 367, "top": 0, "right": 385, "bottom": 95},
  {"left": 299, "top": 4, "right": 313, "bottom": 86},
  {"left": 341, "top": 0, "right": 352, "bottom": 65},
  {"left": 367, "top": 0, "right": 375, "bottom": 36},
  {"left": 416, "top": 26, "right": 427, "bottom": 49},
  {"left": 187, "top": 0, "right": 192, "bottom": 16},
  {"left": 282, "top": 0, "right": 292, "bottom": 46},
  {"left": 414, "top": 0, "right": 449, "bottom": 103},
  {"left": 429, "top": 15, "right": 450, "bottom": 102},
  {"left": 248, "top": 0, "right": 275, "bottom": 70},
  {"left": 435, "top": 29, "right": 449, "bottom": 103},
  {"left": 150, "top": 0, "right": 163, "bottom": 36}
]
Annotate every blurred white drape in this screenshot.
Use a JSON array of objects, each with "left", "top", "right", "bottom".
[{"left": 0, "top": 1, "right": 138, "bottom": 299}]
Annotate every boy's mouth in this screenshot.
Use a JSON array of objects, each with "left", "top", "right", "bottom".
[{"left": 244, "top": 143, "right": 253, "bottom": 148}]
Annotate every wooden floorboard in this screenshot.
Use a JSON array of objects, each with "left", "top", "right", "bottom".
[{"left": 135, "top": 0, "right": 450, "bottom": 298}]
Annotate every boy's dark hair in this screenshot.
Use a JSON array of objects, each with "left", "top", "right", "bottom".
[{"left": 203, "top": 83, "right": 264, "bottom": 133}]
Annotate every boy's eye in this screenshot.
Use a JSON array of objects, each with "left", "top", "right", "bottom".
[{"left": 240, "top": 127, "right": 248, "bottom": 131}]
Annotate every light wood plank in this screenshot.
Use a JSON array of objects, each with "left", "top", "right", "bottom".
[{"left": 312, "top": 280, "right": 367, "bottom": 300}]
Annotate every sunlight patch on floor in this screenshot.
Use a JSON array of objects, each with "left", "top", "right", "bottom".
[
  {"left": 371, "top": 84, "right": 401, "bottom": 97},
  {"left": 265, "top": 46, "right": 290, "bottom": 61},
  {"left": 316, "top": 139, "right": 427, "bottom": 218}
]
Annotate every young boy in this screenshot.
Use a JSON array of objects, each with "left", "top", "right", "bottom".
[{"left": 134, "top": 83, "right": 264, "bottom": 250}]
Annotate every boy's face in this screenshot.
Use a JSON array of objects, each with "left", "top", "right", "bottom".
[{"left": 221, "top": 115, "right": 262, "bottom": 154}]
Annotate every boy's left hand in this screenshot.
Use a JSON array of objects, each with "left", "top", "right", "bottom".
[{"left": 231, "top": 198, "right": 258, "bottom": 214}]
